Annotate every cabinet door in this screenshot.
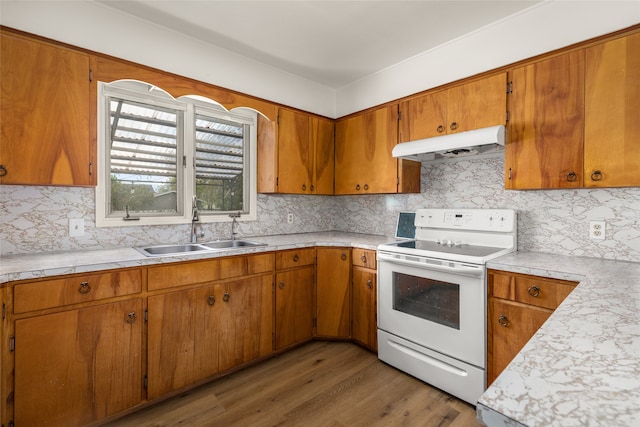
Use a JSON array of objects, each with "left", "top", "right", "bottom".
[
  {"left": 0, "top": 32, "right": 93, "bottom": 186},
  {"left": 275, "top": 267, "right": 314, "bottom": 349},
  {"left": 311, "top": 115, "right": 335, "bottom": 194},
  {"left": 487, "top": 298, "right": 551, "bottom": 385},
  {"left": 506, "top": 51, "right": 585, "bottom": 189},
  {"left": 585, "top": 33, "right": 640, "bottom": 187},
  {"left": 352, "top": 267, "right": 377, "bottom": 351},
  {"left": 335, "top": 105, "right": 399, "bottom": 194},
  {"left": 277, "top": 108, "right": 312, "bottom": 194},
  {"left": 447, "top": 73, "right": 507, "bottom": 133},
  {"left": 218, "top": 275, "right": 274, "bottom": 371},
  {"left": 14, "top": 299, "right": 142, "bottom": 426},
  {"left": 147, "top": 285, "right": 220, "bottom": 399},
  {"left": 400, "top": 90, "right": 448, "bottom": 142},
  {"left": 316, "top": 248, "right": 351, "bottom": 338}
]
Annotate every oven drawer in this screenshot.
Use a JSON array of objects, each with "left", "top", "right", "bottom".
[{"left": 489, "top": 270, "right": 577, "bottom": 310}]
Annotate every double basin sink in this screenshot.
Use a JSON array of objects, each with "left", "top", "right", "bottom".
[{"left": 135, "top": 240, "right": 266, "bottom": 257}]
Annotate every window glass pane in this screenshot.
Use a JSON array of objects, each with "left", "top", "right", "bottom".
[
  {"left": 392, "top": 272, "right": 460, "bottom": 330},
  {"left": 194, "top": 113, "right": 246, "bottom": 212},
  {"left": 108, "top": 98, "right": 181, "bottom": 216}
]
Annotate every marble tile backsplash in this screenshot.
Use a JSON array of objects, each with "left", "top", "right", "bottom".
[{"left": 2, "top": 156, "right": 639, "bottom": 262}]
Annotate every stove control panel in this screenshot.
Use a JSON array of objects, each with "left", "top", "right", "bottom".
[{"left": 415, "top": 208, "right": 516, "bottom": 232}]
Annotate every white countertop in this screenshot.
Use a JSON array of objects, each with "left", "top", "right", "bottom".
[
  {"left": 477, "top": 252, "right": 640, "bottom": 427},
  {"left": 0, "top": 231, "right": 392, "bottom": 284}
]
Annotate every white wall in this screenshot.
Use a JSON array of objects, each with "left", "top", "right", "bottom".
[
  {"left": 336, "top": 1, "right": 640, "bottom": 116},
  {"left": 1, "top": 1, "right": 638, "bottom": 118},
  {"left": 0, "top": 0, "right": 337, "bottom": 117}
]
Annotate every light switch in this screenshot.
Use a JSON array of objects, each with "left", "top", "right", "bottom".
[{"left": 69, "top": 218, "right": 84, "bottom": 237}]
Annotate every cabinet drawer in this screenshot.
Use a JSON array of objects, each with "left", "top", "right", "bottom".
[
  {"left": 14, "top": 269, "right": 141, "bottom": 313},
  {"left": 148, "top": 256, "right": 247, "bottom": 291},
  {"left": 352, "top": 249, "right": 376, "bottom": 269},
  {"left": 489, "top": 270, "right": 577, "bottom": 310},
  {"left": 276, "top": 248, "right": 315, "bottom": 269},
  {"left": 247, "top": 253, "right": 275, "bottom": 275}
]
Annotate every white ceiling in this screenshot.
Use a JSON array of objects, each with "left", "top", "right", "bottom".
[{"left": 96, "top": 0, "right": 541, "bottom": 88}]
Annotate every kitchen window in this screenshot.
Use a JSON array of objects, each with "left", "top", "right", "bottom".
[{"left": 96, "top": 81, "right": 257, "bottom": 227}]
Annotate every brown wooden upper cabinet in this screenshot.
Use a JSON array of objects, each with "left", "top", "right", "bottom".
[
  {"left": 335, "top": 104, "right": 420, "bottom": 195},
  {"left": 399, "top": 73, "right": 507, "bottom": 142},
  {"left": 258, "top": 107, "right": 334, "bottom": 194},
  {"left": 506, "top": 32, "right": 640, "bottom": 190},
  {"left": 584, "top": 32, "right": 640, "bottom": 188},
  {"left": 0, "top": 30, "right": 94, "bottom": 186}
]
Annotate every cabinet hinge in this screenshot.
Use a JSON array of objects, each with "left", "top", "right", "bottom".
[
  {"left": 183, "top": 156, "right": 187, "bottom": 167},
  {"left": 397, "top": 111, "right": 402, "bottom": 121},
  {"left": 277, "top": 114, "right": 280, "bottom": 125},
  {"left": 144, "top": 375, "right": 148, "bottom": 390},
  {"left": 144, "top": 310, "right": 148, "bottom": 323},
  {"left": 89, "top": 162, "right": 94, "bottom": 176},
  {"left": 9, "top": 336, "right": 15, "bottom": 352},
  {"left": 276, "top": 177, "right": 279, "bottom": 186},
  {"left": 506, "top": 81, "right": 513, "bottom": 94},
  {"left": 396, "top": 177, "right": 400, "bottom": 185},
  {"left": 89, "top": 68, "right": 93, "bottom": 83},
  {"left": 505, "top": 111, "right": 510, "bottom": 123}
]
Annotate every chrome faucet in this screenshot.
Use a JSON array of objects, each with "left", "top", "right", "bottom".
[
  {"left": 191, "top": 196, "right": 204, "bottom": 243},
  {"left": 229, "top": 211, "right": 241, "bottom": 240}
]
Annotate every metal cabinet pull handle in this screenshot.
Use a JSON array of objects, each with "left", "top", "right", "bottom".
[
  {"left": 436, "top": 125, "right": 444, "bottom": 133},
  {"left": 566, "top": 172, "right": 578, "bottom": 182},
  {"left": 301, "top": 184, "right": 307, "bottom": 191},
  {"left": 78, "top": 281, "right": 91, "bottom": 294},
  {"left": 363, "top": 184, "right": 369, "bottom": 190},
  {"left": 498, "top": 315, "right": 509, "bottom": 327},
  {"left": 367, "top": 279, "right": 373, "bottom": 289},
  {"left": 279, "top": 282, "right": 285, "bottom": 290},
  {"left": 223, "top": 292, "right": 230, "bottom": 302},
  {"left": 355, "top": 184, "right": 361, "bottom": 191},
  {"left": 310, "top": 184, "right": 314, "bottom": 192},
  {"left": 0, "top": 165, "right": 6, "bottom": 177},
  {"left": 208, "top": 295, "right": 216, "bottom": 306},
  {"left": 361, "top": 255, "right": 367, "bottom": 263},
  {"left": 341, "top": 253, "right": 347, "bottom": 261},
  {"left": 591, "top": 170, "right": 603, "bottom": 181},
  {"left": 450, "top": 122, "right": 458, "bottom": 131},
  {"left": 528, "top": 286, "right": 540, "bottom": 297},
  {"left": 126, "top": 312, "right": 137, "bottom": 324},
  {"left": 293, "top": 254, "right": 299, "bottom": 262}
]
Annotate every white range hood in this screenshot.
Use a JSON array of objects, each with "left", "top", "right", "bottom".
[{"left": 392, "top": 125, "right": 505, "bottom": 161}]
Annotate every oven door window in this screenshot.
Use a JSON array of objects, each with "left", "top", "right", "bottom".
[{"left": 392, "top": 272, "right": 460, "bottom": 330}]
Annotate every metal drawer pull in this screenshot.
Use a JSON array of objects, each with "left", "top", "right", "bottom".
[
  {"left": 301, "top": 184, "right": 307, "bottom": 191},
  {"left": 293, "top": 254, "right": 299, "bottom": 262},
  {"left": 528, "top": 285, "right": 540, "bottom": 297},
  {"left": 450, "top": 122, "right": 458, "bottom": 131},
  {"left": 78, "top": 281, "right": 91, "bottom": 294},
  {"left": 0, "top": 165, "right": 6, "bottom": 177},
  {"left": 361, "top": 255, "right": 367, "bottom": 263},
  {"left": 498, "top": 315, "right": 509, "bottom": 327},
  {"left": 363, "top": 184, "right": 369, "bottom": 190},
  {"left": 223, "top": 292, "right": 230, "bottom": 302},
  {"left": 279, "top": 282, "right": 285, "bottom": 290},
  {"left": 208, "top": 295, "right": 216, "bottom": 306},
  {"left": 367, "top": 279, "right": 373, "bottom": 289},
  {"left": 591, "top": 170, "right": 603, "bottom": 181},
  {"left": 341, "top": 253, "right": 347, "bottom": 261},
  {"left": 356, "top": 184, "right": 361, "bottom": 190},
  {"left": 126, "top": 312, "right": 137, "bottom": 324},
  {"left": 566, "top": 172, "right": 578, "bottom": 182},
  {"left": 436, "top": 125, "right": 444, "bottom": 133}
]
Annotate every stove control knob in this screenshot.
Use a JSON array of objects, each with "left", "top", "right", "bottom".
[
  {"left": 446, "top": 240, "right": 453, "bottom": 246},
  {"left": 435, "top": 239, "right": 442, "bottom": 245}
]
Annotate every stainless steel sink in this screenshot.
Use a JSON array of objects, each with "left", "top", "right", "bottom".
[
  {"left": 135, "top": 243, "right": 211, "bottom": 256},
  {"left": 135, "top": 240, "right": 266, "bottom": 256},
  {"left": 202, "top": 240, "right": 267, "bottom": 249}
]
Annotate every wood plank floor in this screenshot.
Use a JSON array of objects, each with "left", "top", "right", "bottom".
[{"left": 106, "top": 341, "right": 483, "bottom": 427}]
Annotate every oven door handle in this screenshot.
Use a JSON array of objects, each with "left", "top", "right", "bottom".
[{"left": 377, "top": 253, "right": 484, "bottom": 277}]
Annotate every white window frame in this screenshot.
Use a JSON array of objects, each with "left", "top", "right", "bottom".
[{"left": 96, "top": 80, "right": 257, "bottom": 228}]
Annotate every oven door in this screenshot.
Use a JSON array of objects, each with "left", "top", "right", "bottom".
[{"left": 377, "top": 251, "right": 486, "bottom": 368}]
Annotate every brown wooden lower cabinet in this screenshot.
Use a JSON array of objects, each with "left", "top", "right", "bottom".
[
  {"left": 487, "top": 269, "right": 577, "bottom": 385},
  {"left": 316, "top": 247, "right": 351, "bottom": 338},
  {"left": 275, "top": 266, "right": 315, "bottom": 349},
  {"left": 351, "top": 249, "right": 378, "bottom": 351},
  {"left": 14, "top": 299, "right": 143, "bottom": 426}
]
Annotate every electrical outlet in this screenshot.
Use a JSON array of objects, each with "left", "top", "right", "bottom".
[
  {"left": 287, "top": 213, "right": 294, "bottom": 224},
  {"left": 69, "top": 218, "right": 85, "bottom": 237},
  {"left": 589, "top": 220, "right": 605, "bottom": 240}
]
